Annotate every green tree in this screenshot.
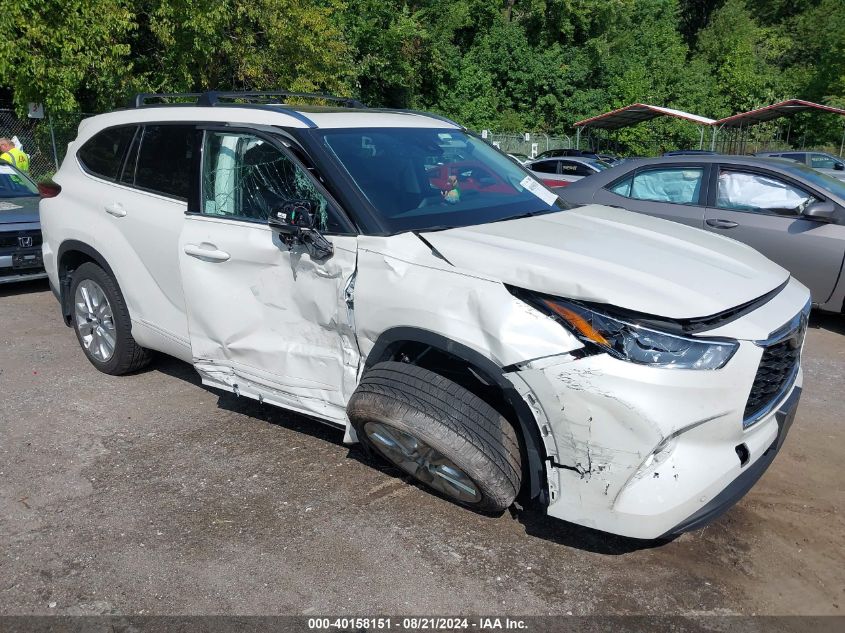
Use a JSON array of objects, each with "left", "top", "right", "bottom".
[
  {"left": 693, "top": 0, "right": 789, "bottom": 115},
  {"left": 129, "top": 0, "right": 353, "bottom": 96},
  {"left": 0, "top": 0, "right": 134, "bottom": 112}
]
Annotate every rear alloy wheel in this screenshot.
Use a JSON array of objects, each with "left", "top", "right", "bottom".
[
  {"left": 70, "top": 262, "right": 152, "bottom": 375},
  {"left": 348, "top": 361, "right": 522, "bottom": 513},
  {"left": 74, "top": 279, "right": 117, "bottom": 363}
]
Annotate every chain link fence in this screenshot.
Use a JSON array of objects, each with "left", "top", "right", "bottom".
[
  {"left": 481, "top": 132, "right": 572, "bottom": 158},
  {"left": 0, "top": 109, "right": 91, "bottom": 180}
]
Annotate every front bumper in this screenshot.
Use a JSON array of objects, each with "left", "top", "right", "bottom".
[
  {"left": 0, "top": 249, "right": 47, "bottom": 284},
  {"left": 661, "top": 384, "right": 799, "bottom": 537},
  {"left": 511, "top": 278, "right": 809, "bottom": 540}
]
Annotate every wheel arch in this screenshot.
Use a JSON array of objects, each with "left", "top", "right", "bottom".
[
  {"left": 362, "top": 326, "right": 549, "bottom": 504},
  {"left": 56, "top": 240, "right": 117, "bottom": 326}
]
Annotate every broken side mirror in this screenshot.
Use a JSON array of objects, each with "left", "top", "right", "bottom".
[
  {"left": 802, "top": 200, "right": 838, "bottom": 222},
  {"left": 268, "top": 199, "right": 334, "bottom": 259}
]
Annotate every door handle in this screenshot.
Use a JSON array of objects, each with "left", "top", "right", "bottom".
[
  {"left": 183, "top": 243, "right": 230, "bottom": 262},
  {"left": 706, "top": 218, "right": 739, "bottom": 229},
  {"left": 104, "top": 202, "right": 126, "bottom": 218}
]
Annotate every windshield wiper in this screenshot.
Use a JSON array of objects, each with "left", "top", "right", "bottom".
[
  {"left": 417, "top": 225, "right": 460, "bottom": 232},
  {"left": 494, "top": 209, "right": 551, "bottom": 223}
]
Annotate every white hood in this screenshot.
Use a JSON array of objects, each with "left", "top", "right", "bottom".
[{"left": 421, "top": 204, "right": 789, "bottom": 319}]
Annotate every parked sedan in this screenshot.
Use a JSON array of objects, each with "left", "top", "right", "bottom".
[
  {"left": 0, "top": 163, "right": 46, "bottom": 284},
  {"left": 525, "top": 155, "right": 611, "bottom": 188},
  {"left": 558, "top": 155, "right": 845, "bottom": 312},
  {"left": 756, "top": 151, "right": 845, "bottom": 180},
  {"left": 533, "top": 148, "right": 621, "bottom": 165}
]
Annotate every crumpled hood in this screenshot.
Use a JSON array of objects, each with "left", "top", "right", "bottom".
[
  {"left": 0, "top": 196, "right": 40, "bottom": 224},
  {"left": 421, "top": 204, "right": 789, "bottom": 319}
]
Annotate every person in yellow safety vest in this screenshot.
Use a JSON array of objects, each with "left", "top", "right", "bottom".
[{"left": 0, "top": 137, "right": 30, "bottom": 172}]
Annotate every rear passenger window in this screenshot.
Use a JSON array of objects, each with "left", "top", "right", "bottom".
[
  {"left": 78, "top": 126, "right": 136, "bottom": 180},
  {"left": 135, "top": 125, "right": 195, "bottom": 199},
  {"left": 610, "top": 168, "right": 704, "bottom": 205},
  {"left": 531, "top": 160, "right": 558, "bottom": 174}
]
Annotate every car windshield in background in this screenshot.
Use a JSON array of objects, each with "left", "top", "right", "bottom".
[
  {"left": 0, "top": 164, "right": 38, "bottom": 198},
  {"left": 588, "top": 159, "right": 611, "bottom": 171},
  {"left": 319, "top": 128, "right": 568, "bottom": 233},
  {"left": 781, "top": 161, "right": 845, "bottom": 200}
]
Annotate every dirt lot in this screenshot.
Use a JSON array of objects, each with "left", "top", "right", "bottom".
[{"left": 1, "top": 280, "right": 843, "bottom": 617}]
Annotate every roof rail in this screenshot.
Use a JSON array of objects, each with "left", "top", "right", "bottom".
[
  {"left": 131, "top": 93, "right": 204, "bottom": 108},
  {"left": 131, "top": 90, "right": 366, "bottom": 109},
  {"left": 398, "top": 109, "right": 464, "bottom": 129}
]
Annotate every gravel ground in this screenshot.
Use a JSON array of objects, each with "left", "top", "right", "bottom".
[{"left": 1, "top": 280, "right": 843, "bottom": 616}]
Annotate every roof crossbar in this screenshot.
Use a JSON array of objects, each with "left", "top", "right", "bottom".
[{"left": 131, "top": 90, "right": 366, "bottom": 109}]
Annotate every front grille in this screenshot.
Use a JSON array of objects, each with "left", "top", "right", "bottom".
[
  {"left": 743, "top": 308, "right": 808, "bottom": 426},
  {"left": 0, "top": 230, "right": 42, "bottom": 249}
]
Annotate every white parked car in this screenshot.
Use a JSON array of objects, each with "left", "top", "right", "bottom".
[{"left": 41, "top": 91, "right": 810, "bottom": 539}]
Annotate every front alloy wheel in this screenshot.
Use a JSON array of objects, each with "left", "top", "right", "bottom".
[
  {"left": 348, "top": 361, "right": 522, "bottom": 513},
  {"left": 363, "top": 421, "right": 482, "bottom": 504}
]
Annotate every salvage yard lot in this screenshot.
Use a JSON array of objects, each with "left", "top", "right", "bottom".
[{"left": 1, "top": 280, "right": 843, "bottom": 616}]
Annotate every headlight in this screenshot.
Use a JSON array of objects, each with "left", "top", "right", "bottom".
[{"left": 539, "top": 298, "right": 738, "bottom": 370}]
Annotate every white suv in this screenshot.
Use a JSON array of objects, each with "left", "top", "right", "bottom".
[{"left": 41, "top": 91, "right": 810, "bottom": 539}]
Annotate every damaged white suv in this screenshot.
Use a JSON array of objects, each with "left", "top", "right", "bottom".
[{"left": 41, "top": 91, "right": 810, "bottom": 539}]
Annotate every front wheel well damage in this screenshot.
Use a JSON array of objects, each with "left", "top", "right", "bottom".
[{"left": 363, "top": 329, "right": 549, "bottom": 505}]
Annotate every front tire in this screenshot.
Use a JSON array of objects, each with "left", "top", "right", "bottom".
[
  {"left": 69, "top": 262, "right": 152, "bottom": 375},
  {"left": 348, "top": 361, "right": 522, "bottom": 513}
]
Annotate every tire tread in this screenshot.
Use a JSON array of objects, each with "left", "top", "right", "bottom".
[{"left": 348, "top": 361, "right": 521, "bottom": 511}]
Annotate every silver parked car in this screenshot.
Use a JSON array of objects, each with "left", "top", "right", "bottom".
[
  {"left": 524, "top": 155, "right": 611, "bottom": 188},
  {"left": 755, "top": 151, "right": 845, "bottom": 180},
  {"left": 558, "top": 155, "right": 845, "bottom": 313}
]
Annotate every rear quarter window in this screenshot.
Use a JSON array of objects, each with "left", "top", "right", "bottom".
[
  {"left": 77, "top": 126, "right": 137, "bottom": 180},
  {"left": 134, "top": 125, "right": 196, "bottom": 200}
]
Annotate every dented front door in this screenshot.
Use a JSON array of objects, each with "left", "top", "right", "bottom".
[
  {"left": 178, "top": 129, "right": 360, "bottom": 423},
  {"left": 179, "top": 216, "right": 359, "bottom": 422}
]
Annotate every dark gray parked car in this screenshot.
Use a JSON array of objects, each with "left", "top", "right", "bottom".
[
  {"left": 0, "top": 163, "right": 45, "bottom": 284},
  {"left": 558, "top": 155, "right": 845, "bottom": 313},
  {"left": 755, "top": 151, "right": 845, "bottom": 180}
]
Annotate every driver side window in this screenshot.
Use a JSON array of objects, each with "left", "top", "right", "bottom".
[
  {"left": 201, "top": 132, "right": 340, "bottom": 232},
  {"left": 716, "top": 170, "right": 816, "bottom": 215}
]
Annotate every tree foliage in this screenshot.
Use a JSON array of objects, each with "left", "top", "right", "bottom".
[{"left": 1, "top": 0, "right": 843, "bottom": 153}]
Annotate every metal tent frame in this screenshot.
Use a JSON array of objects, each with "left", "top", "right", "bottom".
[
  {"left": 573, "top": 103, "right": 716, "bottom": 151},
  {"left": 711, "top": 99, "right": 845, "bottom": 155}
]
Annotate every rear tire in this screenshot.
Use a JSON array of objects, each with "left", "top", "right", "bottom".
[
  {"left": 69, "top": 262, "right": 152, "bottom": 375},
  {"left": 348, "top": 361, "right": 521, "bottom": 513}
]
